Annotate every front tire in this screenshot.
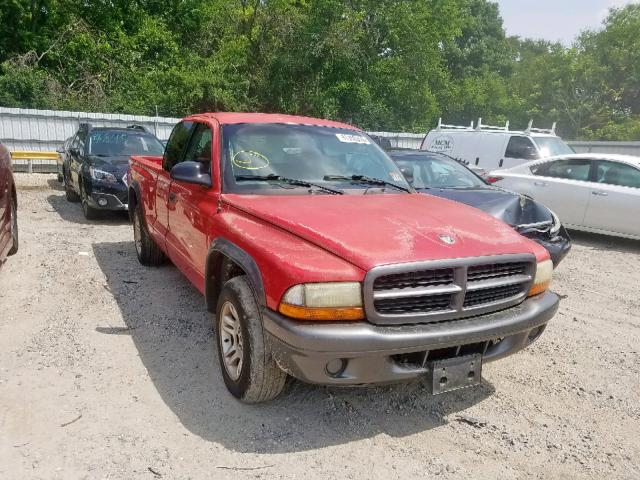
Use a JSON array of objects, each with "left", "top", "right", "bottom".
[
  {"left": 132, "top": 203, "right": 165, "bottom": 266},
  {"left": 81, "top": 197, "right": 100, "bottom": 220},
  {"left": 216, "top": 276, "right": 287, "bottom": 403},
  {"left": 8, "top": 198, "right": 18, "bottom": 256}
]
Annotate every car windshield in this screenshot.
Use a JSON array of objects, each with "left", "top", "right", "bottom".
[
  {"left": 533, "top": 137, "right": 574, "bottom": 157},
  {"left": 391, "top": 153, "right": 486, "bottom": 189},
  {"left": 88, "top": 131, "right": 165, "bottom": 157},
  {"left": 221, "top": 123, "right": 410, "bottom": 194}
]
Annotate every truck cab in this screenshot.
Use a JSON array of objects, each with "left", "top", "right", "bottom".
[
  {"left": 421, "top": 119, "right": 575, "bottom": 170},
  {"left": 128, "top": 113, "right": 559, "bottom": 403}
]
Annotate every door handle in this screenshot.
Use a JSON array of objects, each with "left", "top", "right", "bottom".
[
  {"left": 168, "top": 192, "right": 177, "bottom": 203},
  {"left": 533, "top": 181, "right": 547, "bottom": 187},
  {"left": 592, "top": 191, "right": 608, "bottom": 196}
]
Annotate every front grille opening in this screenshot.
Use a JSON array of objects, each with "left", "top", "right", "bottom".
[
  {"left": 391, "top": 351, "right": 427, "bottom": 368},
  {"left": 467, "top": 262, "right": 527, "bottom": 281},
  {"left": 463, "top": 284, "right": 524, "bottom": 307},
  {"left": 375, "top": 293, "right": 452, "bottom": 314},
  {"left": 391, "top": 341, "right": 491, "bottom": 368},
  {"left": 373, "top": 268, "right": 454, "bottom": 291},
  {"left": 426, "top": 341, "right": 489, "bottom": 362}
]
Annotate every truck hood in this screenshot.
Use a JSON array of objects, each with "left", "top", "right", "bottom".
[{"left": 223, "top": 193, "right": 542, "bottom": 271}]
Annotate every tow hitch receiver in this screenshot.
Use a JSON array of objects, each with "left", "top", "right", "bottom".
[{"left": 429, "top": 354, "right": 482, "bottom": 395}]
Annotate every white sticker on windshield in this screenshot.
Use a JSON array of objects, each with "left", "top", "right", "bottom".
[
  {"left": 336, "top": 133, "right": 370, "bottom": 144},
  {"left": 390, "top": 172, "right": 403, "bottom": 182}
]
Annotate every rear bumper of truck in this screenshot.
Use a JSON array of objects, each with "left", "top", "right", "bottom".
[{"left": 263, "top": 291, "right": 559, "bottom": 386}]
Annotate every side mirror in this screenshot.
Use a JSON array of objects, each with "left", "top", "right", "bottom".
[
  {"left": 170, "top": 161, "right": 211, "bottom": 187},
  {"left": 399, "top": 166, "right": 414, "bottom": 184},
  {"left": 70, "top": 147, "right": 80, "bottom": 156}
]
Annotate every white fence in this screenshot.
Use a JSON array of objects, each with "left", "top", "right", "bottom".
[
  {"left": 568, "top": 141, "right": 640, "bottom": 156},
  {"left": 0, "top": 107, "right": 179, "bottom": 152}
]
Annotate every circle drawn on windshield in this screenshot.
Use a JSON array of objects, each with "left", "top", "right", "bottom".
[{"left": 232, "top": 150, "right": 270, "bottom": 170}]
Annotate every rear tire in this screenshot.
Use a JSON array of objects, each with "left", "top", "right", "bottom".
[
  {"left": 132, "top": 203, "right": 165, "bottom": 266},
  {"left": 216, "top": 276, "right": 287, "bottom": 403},
  {"left": 8, "top": 198, "right": 18, "bottom": 256},
  {"left": 65, "top": 181, "right": 80, "bottom": 202}
]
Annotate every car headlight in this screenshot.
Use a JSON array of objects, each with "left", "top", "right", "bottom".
[
  {"left": 279, "top": 282, "right": 364, "bottom": 321},
  {"left": 528, "top": 259, "right": 553, "bottom": 297},
  {"left": 89, "top": 166, "right": 117, "bottom": 183}
]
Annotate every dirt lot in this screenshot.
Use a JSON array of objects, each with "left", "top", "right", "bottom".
[{"left": 1, "top": 174, "right": 639, "bottom": 480}]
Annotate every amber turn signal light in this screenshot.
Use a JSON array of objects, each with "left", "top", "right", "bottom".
[{"left": 278, "top": 303, "right": 365, "bottom": 321}]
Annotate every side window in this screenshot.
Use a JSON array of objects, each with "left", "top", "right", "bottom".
[
  {"left": 505, "top": 136, "right": 539, "bottom": 160},
  {"left": 163, "top": 121, "right": 194, "bottom": 171},
  {"left": 531, "top": 159, "right": 592, "bottom": 181},
  {"left": 183, "top": 123, "right": 213, "bottom": 164},
  {"left": 595, "top": 161, "right": 640, "bottom": 188}
]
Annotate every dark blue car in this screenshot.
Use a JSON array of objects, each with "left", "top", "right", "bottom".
[
  {"left": 388, "top": 149, "right": 572, "bottom": 267},
  {"left": 62, "top": 125, "right": 165, "bottom": 219}
]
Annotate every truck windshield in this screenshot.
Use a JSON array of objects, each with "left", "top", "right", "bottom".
[
  {"left": 88, "top": 131, "right": 165, "bottom": 157},
  {"left": 533, "top": 137, "right": 574, "bottom": 158},
  {"left": 221, "top": 123, "right": 410, "bottom": 194}
]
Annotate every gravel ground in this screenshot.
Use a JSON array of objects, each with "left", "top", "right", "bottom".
[{"left": 1, "top": 174, "right": 639, "bottom": 480}]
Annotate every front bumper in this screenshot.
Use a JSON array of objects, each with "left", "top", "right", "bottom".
[
  {"left": 263, "top": 291, "right": 559, "bottom": 386},
  {"left": 87, "top": 186, "right": 128, "bottom": 211}
]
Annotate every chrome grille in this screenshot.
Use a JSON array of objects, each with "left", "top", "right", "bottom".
[{"left": 363, "top": 255, "right": 536, "bottom": 325}]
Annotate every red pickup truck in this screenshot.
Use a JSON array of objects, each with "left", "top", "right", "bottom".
[{"left": 128, "top": 113, "right": 559, "bottom": 403}]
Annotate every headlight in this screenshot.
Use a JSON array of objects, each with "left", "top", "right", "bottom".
[
  {"left": 89, "top": 166, "right": 117, "bottom": 183},
  {"left": 549, "top": 210, "right": 561, "bottom": 235},
  {"left": 528, "top": 259, "right": 553, "bottom": 297},
  {"left": 279, "top": 282, "right": 364, "bottom": 321}
]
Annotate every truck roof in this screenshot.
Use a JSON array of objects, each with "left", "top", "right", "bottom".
[
  {"left": 432, "top": 129, "right": 559, "bottom": 138},
  {"left": 185, "top": 112, "right": 360, "bottom": 131}
]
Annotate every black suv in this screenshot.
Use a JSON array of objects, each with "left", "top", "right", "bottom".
[{"left": 62, "top": 124, "right": 165, "bottom": 219}]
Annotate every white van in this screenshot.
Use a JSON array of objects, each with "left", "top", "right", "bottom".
[{"left": 420, "top": 119, "right": 575, "bottom": 170}]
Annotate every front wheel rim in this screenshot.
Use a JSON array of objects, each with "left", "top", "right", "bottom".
[{"left": 219, "top": 301, "right": 244, "bottom": 381}]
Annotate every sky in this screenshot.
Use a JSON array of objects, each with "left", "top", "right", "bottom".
[{"left": 495, "top": 0, "right": 638, "bottom": 45}]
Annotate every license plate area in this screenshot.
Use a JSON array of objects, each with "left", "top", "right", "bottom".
[{"left": 428, "top": 354, "right": 482, "bottom": 395}]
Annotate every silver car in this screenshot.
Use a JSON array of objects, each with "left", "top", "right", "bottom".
[{"left": 489, "top": 154, "right": 640, "bottom": 240}]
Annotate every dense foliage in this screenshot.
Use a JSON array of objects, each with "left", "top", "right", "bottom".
[{"left": 0, "top": 0, "right": 638, "bottom": 139}]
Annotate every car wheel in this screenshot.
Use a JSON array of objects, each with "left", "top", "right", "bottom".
[
  {"left": 132, "top": 203, "right": 165, "bottom": 266},
  {"left": 80, "top": 184, "right": 100, "bottom": 220},
  {"left": 64, "top": 172, "right": 80, "bottom": 202},
  {"left": 8, "top": 198, "right": 18, "bottom": 256},
  {"left": 216, "top": 276, "right": 287, "bottom": 403}
]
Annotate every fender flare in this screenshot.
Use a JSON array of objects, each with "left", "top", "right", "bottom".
[
  {"left": 205, "top": 238, "right": 266, "bottom": 311},
  {"left": 128, "top": 180, "right": 142, "bottom": 221}
]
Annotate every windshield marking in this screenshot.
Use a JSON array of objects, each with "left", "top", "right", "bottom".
[{"left": 232, "top": 150, "right": 271, "bottom": 170}]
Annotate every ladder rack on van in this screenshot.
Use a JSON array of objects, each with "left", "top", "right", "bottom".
[
  {"left": 433, "top": 118, "right": 557, "bottom": 136},
  {"left": 525, "top": 120, "right": 557, "bottom": 135},
  {"left": 435, "top": 118, "right": 476, "bottom": 131}
]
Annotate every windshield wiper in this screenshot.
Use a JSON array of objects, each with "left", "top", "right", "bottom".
[
  {"left": 323, "top": 175, "right": 411, "bottom": 193},
  {"left": 235, "top": 174, "right": 343, "bottom": 195}
]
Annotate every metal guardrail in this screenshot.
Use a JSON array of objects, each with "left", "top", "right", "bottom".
[{"left": 10, "top": 151, "right": 59, "bottom": 174}]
